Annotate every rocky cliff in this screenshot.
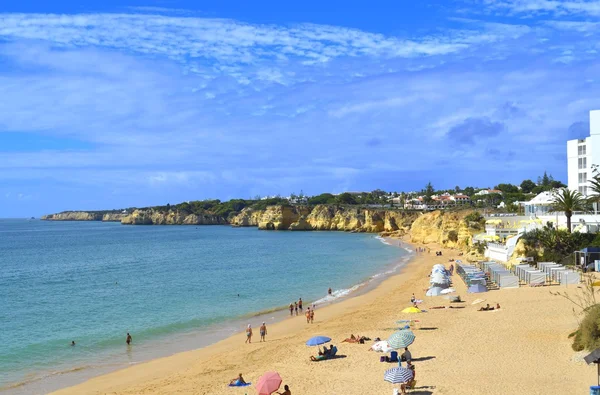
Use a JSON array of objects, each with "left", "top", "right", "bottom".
[
  {"left": 120, "top": 209, "right": 227, "bottom": 225},
  {"left": 102, "top": 213, "right": 128, "bottom": 222},
  {"left": 409, "top": 210, "right": 479, "bottom": 250},
  {"left": 42, "top": 212, "right": 104, "bottom": 221},
  {"left": 229, "top": 205, "right": 418, "bottom": 233}
]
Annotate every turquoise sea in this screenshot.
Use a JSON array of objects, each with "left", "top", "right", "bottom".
[{"left": 0, "top": 220, "right": 409, "bottom": 394}]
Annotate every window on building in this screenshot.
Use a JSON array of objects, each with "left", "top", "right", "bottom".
[
  {"left": 579, "top": 157, "right": 588, "bottom": 169},
  {"left": 579, "top": 173, "right": 588, "bottom": 183},
  {"left": 579, "top": 186, "right": 588, "bottom": 195},
  {"left": 579, "top": 145, "right": 587, "bottom": 155}
]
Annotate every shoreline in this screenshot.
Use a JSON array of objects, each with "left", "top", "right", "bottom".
[
  {"left": 49, "top": 238, "right": 596, "bottom": 395},
  {"left": 3, "top": 235, "right": 411, "bottom": 395},
  {"left": 50, "top": 237, "right": 423, "bottom": 395}
]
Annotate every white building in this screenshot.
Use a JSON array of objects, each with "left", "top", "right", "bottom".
[{"left": 567, "top": 110, "right": 600, "bottom": 196}]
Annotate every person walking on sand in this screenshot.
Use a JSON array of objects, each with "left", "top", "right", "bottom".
[
  {"left": 310, "top": 308, "right": 314, "bottom": 323},
  {"left": 294, "top": 302, "right": 298, "bottom": 316},
  {"left": 289, "top": 303, "right": 294, "bottom": 316},
  {"left": 298, "top": 298, "right": 303, "bottom": 312},
  {"left": 259, "top": 322, "right": 267, "bottom": 342},
  {"left": 245, "top": 324, "right": 253, "bottom": 343},
  {"left": 126, "top": 333, "right": 132, "bottom": 345},
  {"left": 305, "top": 307, "right": 311, "bottom": 323}
]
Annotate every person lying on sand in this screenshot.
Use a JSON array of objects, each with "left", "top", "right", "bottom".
[
  {"left": 342, "top": 334, "right": 370, "bottom": 343},
  {"left": 229, "top": 373, "right": 246, "bottom": 385},
  {"left": 478, "top": 304, "right": 494, "bottom": 311}
]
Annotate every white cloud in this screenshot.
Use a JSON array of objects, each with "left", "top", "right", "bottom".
[
  {"left": 0, "top": 12, "right": 528, "bottom": 72},
  {"left": 477, "top": 0, "right": 600, "bottom": 16}
]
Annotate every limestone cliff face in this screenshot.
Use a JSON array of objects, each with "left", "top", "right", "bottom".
[
  {"left": 102, "top": 213, "right": 127, "bottom": 222},
  {"left": 409, "top": 210, "right": 477, "bottom": 250},
  {"left": 256, "top": 206, "right": 312, "bottom": 230},
  {"left": 42, "top": 212, "right": 103, "bottom": 221},
  {"left": 121, "top": 209, "right": 226, "bottom": 225},
  {"left": 229, "top": 208, "right": 263, "bottom": 227},
  {"left": 229, "top": 205, "right": 418, "bottom": 233}
]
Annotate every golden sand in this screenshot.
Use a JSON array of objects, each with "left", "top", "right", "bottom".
[{"left": 52, "top": 243, "right": 595, "bottom": 395}]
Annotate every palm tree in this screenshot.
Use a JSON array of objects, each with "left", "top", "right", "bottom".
[{"left": 551, "top": 188, "right": 585, "bottom": 233}]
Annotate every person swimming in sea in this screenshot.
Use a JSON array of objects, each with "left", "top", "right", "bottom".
[
  {"left": 71, "top": 341, "right": 75, "bottom": 346},
  {"left": 126, "top": 333, "right": 132, "bottom": 345},
  {"left": 328, "top": 287, "right": 332, "bottom": 296}
]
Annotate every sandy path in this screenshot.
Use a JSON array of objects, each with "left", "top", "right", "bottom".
[{"left": 52, "top": 243, "right": 595, "bottom": 395}]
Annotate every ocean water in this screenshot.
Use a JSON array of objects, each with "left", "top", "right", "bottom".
[{"left": 0, "top": 220, "right": 409, "bottom": 393}]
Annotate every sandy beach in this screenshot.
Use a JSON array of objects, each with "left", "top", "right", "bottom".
[{"left": 51, "top": 242, "right": 596, "bottom": 395}]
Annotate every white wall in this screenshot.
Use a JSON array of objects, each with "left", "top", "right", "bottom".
[{"left": 567, "top": 138, "right": 580, "bottom": 192}]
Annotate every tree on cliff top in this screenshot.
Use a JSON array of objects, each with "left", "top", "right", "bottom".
[
  {"left": 335, "top": 193, "right": 357, "bottom": 205},
  {"left": 307, "top": 193, "right": 336, "bottom": 205}
]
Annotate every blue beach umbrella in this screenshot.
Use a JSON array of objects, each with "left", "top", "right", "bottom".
[
  {"left": 384, "top": 367, "right": 413, "bottom": 384},
  {"left": 306, "top": 336, "right": 331, "bottom": 346},
  {"left": 387, "top": 330, "right": 415, "bottom": 349}
]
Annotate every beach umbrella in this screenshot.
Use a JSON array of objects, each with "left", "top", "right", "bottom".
[
  {"left": 384, "top": 367, "right": 413, "bottom": 384},
  {"left": 426, "top": 286, "right": 444, "bottom": 296},
  {"left": 306, "top": 336, "right": 331, "bottom": 346},
  {"left": 387, "top": 330, "right": 415, "bottom": 349},
  {"left": 401, "top": 307, "right": 422, "bottom": 314},
  {"left": 256, "top": 371, "right": 282, "bottom": 395}
]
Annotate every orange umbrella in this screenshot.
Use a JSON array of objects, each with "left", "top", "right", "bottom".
[{"left": 256, "top": 371, "right": 282, "bottom": 395}]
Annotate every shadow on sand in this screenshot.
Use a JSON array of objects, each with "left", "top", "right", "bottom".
[{"left": 412, "top": 356, "right": 436, "bottom": 362}]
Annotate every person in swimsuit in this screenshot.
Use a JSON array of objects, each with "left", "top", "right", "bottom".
[
  {"left": 245, "top": 324, "right": 252, "bottom": 344},
  {"left": 126, "top": 333, "right": 132, "bottom": 345},
  {"left": 289, "top": 303, "right": 294, "bottom": 316},
  {"left": 305, "top": 308, "right": 311, "bottom": 323},
  {"left": 328, "top": 287, "right": 332, "bottom": 296},
  {"left": 298, "top": 298, "right": 303, "bottom": 312},
  {"left": 229, "top": 373, "right": 246, "bottom": 385},
  {"left": 294, "top": 302, "right": 298, "bottom": 316},
  {"left": 259, "top": 322, "right": 267, "bottom": 342},
  {"left": 71, "top": 341, "right": 75, "bottom": 346},
  {"left": 277, "top": 384, "right": 291, "bottom": 395},
  {"left": 310, "top": 308, "right": 314, "bottom": 323}
]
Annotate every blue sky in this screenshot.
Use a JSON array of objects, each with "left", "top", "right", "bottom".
[{"left": 2, "top": 0, "right": 600, "bottom": 216}]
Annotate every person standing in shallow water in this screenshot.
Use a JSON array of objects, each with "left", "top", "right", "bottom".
[
  {"left": 310, "top": 308, "right": 314, "bottom": 324},
  {"left": 298, "top": 298, "right": 303, "bottom": 312},
  {"left": 126, "top": 333, "right": 132, "bottom": 345},
  {"left": 294, "top": 302, "right": 298, "bottom": 316},
  {"left": 289, "top": 303, "right": 294, "bottom": 316}
]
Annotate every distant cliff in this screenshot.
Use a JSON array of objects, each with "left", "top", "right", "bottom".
[
  {"left": 42, "top": 212, "right": 127, "bottom": 222},
  {"left": 121, "top": 209, "right": 227, "bottom": 225}
]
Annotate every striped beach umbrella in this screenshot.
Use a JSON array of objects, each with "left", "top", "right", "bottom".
[
  {"left": 384, "top": 367, "right": 413, "bottom": 384},
  {"left": 387, "top": 330, "right": 415, "bottom": 349}
]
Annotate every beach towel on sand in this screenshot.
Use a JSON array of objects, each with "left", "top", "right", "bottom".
[
  {"left": 370, "top": 341, "right": 393, "bottom": 353},
  {"left": 228, "top": 382, "right": 251, "bottom": 387}
]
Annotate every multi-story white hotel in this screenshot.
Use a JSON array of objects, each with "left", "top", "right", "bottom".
[{"left": 567, "top": 110, "right": 600, "bottom": 196}]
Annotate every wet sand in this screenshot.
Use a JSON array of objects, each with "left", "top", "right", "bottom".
[{"left": 52, "top": 242, "right": 595, "bottom": 395}]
